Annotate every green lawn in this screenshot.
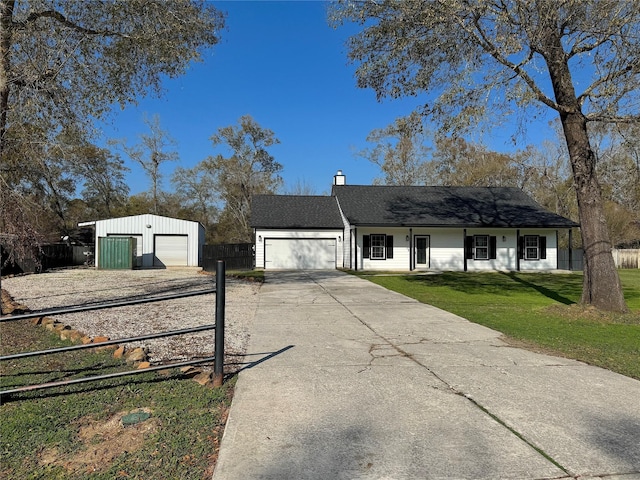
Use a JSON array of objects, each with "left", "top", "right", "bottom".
[
  {"left": 0, "top": 318, "right": 233, "bottom": 479},
  {"left": 356, "top": 270, "right": 640, "bottom": 380}
]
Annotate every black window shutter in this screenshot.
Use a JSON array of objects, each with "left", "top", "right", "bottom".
[
  {"left": 539, "top": 236, "right": 547, "bottom": 259},
  {"left": 489, "top": 236, "right": 497, "bottom": 259},
  {"left": 518, "top": 236, "right": 524, "bottom": 259},
  {"left": 465, "top": 236, "right": 473, "bottom": 259},
  {"left": 363, "top": 235, "right": 370, "bottom": 259},
  {"left": 386, "top": 235, "right": 394, "bottom": 259}
]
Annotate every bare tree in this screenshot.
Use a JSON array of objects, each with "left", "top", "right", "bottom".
[
  {"left": 285, "top": 178, "right": 318, "bottom": 195},
  {"left": 357, "top": 112, "right": 433, "bottom": 185},
  {"left": 116, "top": 114, "right": 178, "bottom": 214},
  {"left": 331, "top": 0, "right": 639, "bottom": 312}
]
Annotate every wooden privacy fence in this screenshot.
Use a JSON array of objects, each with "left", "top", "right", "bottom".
[
  {"left": 612, "top": 249, "right": 640, "bottom": 269},
  {"left": 558, "top": 248, "right": 639, "bottom": 270},
  {"left": 203, "top": 243, "right": 253, "bottom": 271},
  {"left": 557, "top": 248, "right": 584, "bottom": 271},
  {"left": 1, "top": 244, "right": 92, "bottom": 275}
]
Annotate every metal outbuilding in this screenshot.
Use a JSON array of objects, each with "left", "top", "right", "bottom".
[{"left": 78, "top": 214, "right": 205, "bottom": 268}]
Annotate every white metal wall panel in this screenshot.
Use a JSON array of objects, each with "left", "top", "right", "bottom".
[
  {"left": 154, "top": 235, "right": 188, "bottom": 266},
  {"left": 265, "top": 238, "right": 336, "bottom": 269}
]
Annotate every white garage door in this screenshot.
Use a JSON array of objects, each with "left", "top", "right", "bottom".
[
  {"left": 154, "top": 235, "right": 188, "bottom": 266},
  {"left": 265, "top": 238, "right": 336, "bottom": 270}
]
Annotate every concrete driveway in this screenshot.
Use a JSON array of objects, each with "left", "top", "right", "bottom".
[{"left": 214, "top": 270, "right": 640, "bottom": 480}]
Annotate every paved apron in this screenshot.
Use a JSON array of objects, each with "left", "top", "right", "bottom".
[{"left": 214, "top": 271, "right": 640, "bottom": 480}]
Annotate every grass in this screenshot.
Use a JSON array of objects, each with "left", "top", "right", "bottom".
[
  {"left": 354, "top": 270, "right": 640, "bottom": 380},
  {"left": 228, "top": 269, "right": 264, "bottom": 282},
  {"left": 0, "top": 318, "right": 234, "bottom": 479}
]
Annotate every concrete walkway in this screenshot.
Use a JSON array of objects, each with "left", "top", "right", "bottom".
[{"left": 213, "top": 271, "right": 640, "bottom": 480}]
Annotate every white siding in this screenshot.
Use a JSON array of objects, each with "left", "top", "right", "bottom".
[
  {"left": 519, "top": 229, "right": 558, "bottom": 270},
  {"left": 255, "top": 229, "right": 343, "bottom": 269},
  {"left": 352, "top": 228, "right": 559, "bottom": 272},
  {"left": 465, "top": 228, "right": 517, "bottom": 271},
  {"left": 356, "top": 227, "right": 411, "bottom": 271},
  {"left": 93, "top": 214, "right": 204, "bottom": 268},
  {"left": 421, "top": 229, "right": 465, "bottom": 271},
  {"left": 334, "top": 197, "right": 351, "bottom": 269}
]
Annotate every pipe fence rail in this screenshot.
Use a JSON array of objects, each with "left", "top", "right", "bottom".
[{"left": 0, "top": 260, "right": 226, "bottom": 397}]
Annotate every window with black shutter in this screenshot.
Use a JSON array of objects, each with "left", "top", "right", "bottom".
[
  {"left": 474, "top": 235, "right": 489, "bottom": 260},
  {"left": 363, "top": 235, "right": 370, "bottom": 259},
  {"left": 465, "top": 236, "right": 473, "bottom": 259},
  {"left": 370, "top": 234, "right": 386, "bottom": 259},
  {"left": 386, "top": 235, "right": 394, "bottom": 259},
  {"left": 363, "top": 234, "right": 392, "bottom": 260},
  {"left": 523, "top": 235, "right": 547, "bottom": 261},
  {"left": 489, "top": 236, "right": 497, "bottom": 259}
]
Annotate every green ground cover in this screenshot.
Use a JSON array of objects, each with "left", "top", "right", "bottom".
[
  {"left": 356, "top": 270, "right": 640, "bottom": 380},
  {"left": 0, "top": 318, "right": 233, "bottom": 480}
]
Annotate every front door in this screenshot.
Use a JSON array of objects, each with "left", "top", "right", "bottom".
[{"left": 415, "top": 235, "right": 430, "bottom": 268}]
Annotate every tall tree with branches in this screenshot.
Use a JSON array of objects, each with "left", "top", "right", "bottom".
[
  {"left": 203, "top": 115, "right": 282, "bottom": 243},
  {"left": 0, "top": 0, "right": 224, "bottom": 263},
  {"left": 331, "top": 0, "right": 639, "bottom": 312}
]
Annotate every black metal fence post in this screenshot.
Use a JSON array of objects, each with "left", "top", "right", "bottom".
[{"left": 213, "top": 260, "right": 225, "bottom": 387}]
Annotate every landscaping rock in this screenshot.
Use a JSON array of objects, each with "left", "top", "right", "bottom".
[
  {"left": 125, "top": 347, "right": 147, "bottom": 363},
  {"left": 113, "top": 346, "right": 126, "bottom": 358},
  {"left": 193, "top": 371, "right": 212, "bottom": 386},
  {"left": 60, "top": 329, "right": 79, "bottom": 341}
]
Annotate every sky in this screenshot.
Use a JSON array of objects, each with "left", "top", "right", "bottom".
[{"left": 100, "top": 0, "right": 555, "bottom": 197}]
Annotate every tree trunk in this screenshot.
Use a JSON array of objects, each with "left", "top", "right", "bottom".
[
  {"left": 542, "top": 27, "right": 628, "bottom": 313},
  {"left": 0, "top": 0, "right": 14, "bottom": 156},
  {"left": 560, "top": 112, "right": 627, "bottom": 312}
]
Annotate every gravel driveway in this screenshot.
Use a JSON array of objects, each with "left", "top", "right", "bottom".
[{"left": 2, "top": 268, "right": 260, "bottom": 368}]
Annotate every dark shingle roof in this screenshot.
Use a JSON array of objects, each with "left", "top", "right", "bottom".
[
  {"left": 332, "top": 185, "right": 579, "bottom": 228},
  {"left": 250, "top": 195, "right": 344, "bottom": 229}
]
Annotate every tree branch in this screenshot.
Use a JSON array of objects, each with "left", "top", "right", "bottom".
[
  {"left": 585, "top": 114, "right": 640, "bottom": 124},
  {"left": 16, "top": 9, "right": 125, "bottom": 37},
  {"left": 578, "top": 62, "right": 638, "bottom": 106},
  {"left": 461, "top": 9, "right": 567, "bottom": 113}
]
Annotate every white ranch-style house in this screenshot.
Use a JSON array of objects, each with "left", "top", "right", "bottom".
[{"left": 251, "top": 171, "right": 579, "bottom": 272}]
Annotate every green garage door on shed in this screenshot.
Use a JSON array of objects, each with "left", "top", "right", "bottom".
[
  {"left": 265, "top": 238, "right": 336, "bottom": 269},
  {"left": 154, "top": 235, "right": 188, "bottom": 267}
]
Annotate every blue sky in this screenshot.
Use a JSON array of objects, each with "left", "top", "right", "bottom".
[{"left": 101, "top": 1, "right": 554, "bottom": 196}]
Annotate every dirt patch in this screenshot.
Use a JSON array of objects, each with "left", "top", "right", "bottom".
[
  {"left": 39, "top": 408, "right": 159, "bottom": 474},
  {"left": 544, "top": 303, "right": 640, "bottom": 324}
]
